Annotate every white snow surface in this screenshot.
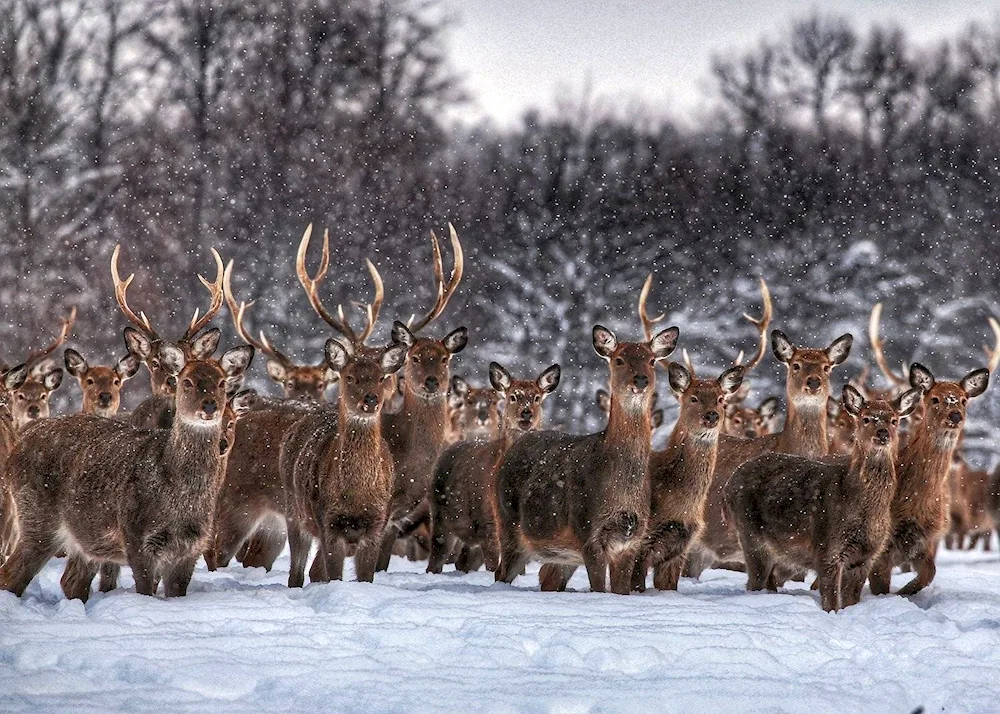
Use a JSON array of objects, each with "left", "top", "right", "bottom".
[{"left": 2, "top": 548, "right": 999, "bottom": 713}]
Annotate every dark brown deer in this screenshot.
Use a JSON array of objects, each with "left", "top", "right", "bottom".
[
  {"left": 494, "top": 321, "right": 679, "bottom": 595},
  {"left": 868, "top": 362, "right": 990, "bottom": 596},
  {"left": 0, "top": 365, "right": 28, "bottom": 561},
  {"left": 8, "top": 309, "right": 75, "bottom": 429},
  {"left": 64, "top": 349, "right": 140, "bottom": 417},
  {"left": 428, "top": 362, "right": 561, "bottom": 575},
  {"left": 279, "top": 244, "right": 407, "bottom": 585},
  {"left": 0, "top": 328, "right": 254, "bottom": 599},
  {"left": 726, "top": 385, "right": 921, "bottom": 611},
  {"left": 630, "top": 362, "right": 745, "bottom": 592}
]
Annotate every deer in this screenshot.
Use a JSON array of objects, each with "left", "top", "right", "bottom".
[
  {"left": 0, "top": 253, "right": 255, "bottom": 599},
  {"left": 724, "top": 396, "right": 779, "bottom": 440},
  {"left": 8, "top": 309, "right": 75, "bottom": 429},
  {"left": 0, "top": 364, "right": 28, "bottom": 561},
  {"left": 64, "top": 348, "right": 141, "bottom": 417},
  {"left": 374, "top": 225, "right": 467, "bottom": 573},
  {"left": 945, "top": 453, "right": 992, "bottom": 551},
  {"left": 278, "top": 242, "right": 407, "bottom": 586},
  {"left": 868, "top": 361, "right": 991, "bottom": 596},
  {"left": 726, "top": 385, "right": 921, "bottom": 611},
  {"left": 494, "top": 312, "right": 679, "bottom": 595},
  {"left": 428, "top": 362, "right": 561, "bottom": 575},
  {"left": 447, "top": 376, "right": 502, "bottom": 444}
]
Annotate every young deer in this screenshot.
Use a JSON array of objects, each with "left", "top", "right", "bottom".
[
  {"left": 279, "top": 247, "right": 407, "bottom": 585},
  {"left": 495, "top": 323, "right": 679, "bottom": 595},
  {"left": 631, "top": 363, "right": 745, "bottom": 592},
  {"left": 8, "top": 309, "right": 75, "bottom": 429},
  {"left": 0, "top": 332, "right": 254, "bottom": 599},
  {"left": 447, "top": 376, "right": 502, "bottom": 444},
  {"left": 868, "top": 363, "right": 990, "bottom": 596},
  {"left": 726, "top": 385, "right": 921, "bottom": 611},
  {"left": 428, "top": 362, "right": 561, "bottom": 575},
  {"left": 64, "top": 349, "right": 140, "bottom": 417}
]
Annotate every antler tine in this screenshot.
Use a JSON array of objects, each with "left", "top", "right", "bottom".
[
  {"left": 984, "top": 317, "right": 1000, "bottom": 373},
  {"left": 682, "top": 348, "right": 697, "bottom": 378},
  {"left": 111, "top": 244, "right": 158, "bottom": 338},
  {"left": 868, "top": 303, "right": 908, "bottom": 387},
  {"left": 638, "top": 273, "right": 665, "bottom": 342},
  {"left": 737, "top": 278, "right": 772, "bottom": 370},
  {"left": 223, "top": 261, "right": 293, "bottom": 366},
  {"left": 296, "top": 224, "right": 358, "bottom": 344},
  {"left": 25, "top": 306, "right": 77, "bottom": 369},
  {"left": 407, "top": 224, "right": 464, "bottom": 334},
  {"left": 356, "top": 258, "right": 385, "bottom": 344},
  {"left": 181, "top": 247, "right": 225, "bottom": 341}
]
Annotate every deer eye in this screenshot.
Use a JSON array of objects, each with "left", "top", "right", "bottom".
[
  {"left": 931, "top": 397, "right": 940, "bottom": 405},
  {"left": 218, "top": 380, "right": 226, "bottom": 389},
  {"left": 183, "top": 378, "right": 194, "bottom": 388},
  {"left": 690, "top": 396, "right": 698, "bottom": 404},
  {"left": 346, "top": 375, "right": 355, "bottom": 384},
  {"left": 863, "top": 417, "right": 871, "bottom": 425},
  {"left": 823, "top": 365, "right": 831, "bottom": 373},
  {"left": 41, "top": 394, "right": 49, "bottom": 400},
  {"left": 534, "top": 395, "right": 541, "bottom": 403},
  {"left": 113, "top": 379, "right": 120, "bottom": 387},
  {"left": 648, "top": 359, "right": 655, "bottom": 366},
  {"left": 717, "top": 396, "right": 724, "bottom": 404},
  {"left": 961, "top": 398, "right": 967, "bottom": 406},
  {"left": 16, "top": 394, "right": 24, "bottom": 401},
  {"left": 891, "top": 418, "right": 898, "bottom": 426},
  {"left": 615, "top": 357, "right": 625, "bottom": 366},
  {"left": 733, "top": 417, "right": 742, "bottom": 425},
  {"left": 86, "top": 378, "right": 94, "bottom": 386},
  {"left": 150, "top": 359, "right": 160, "bottom": 368},
  {"left": 792, "top": 363, "right": 801, "bottom": 372}
]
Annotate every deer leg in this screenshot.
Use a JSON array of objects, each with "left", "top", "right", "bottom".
[
  {"left": 841, "top": 563, "right": 868, "bottom": 607},
  {"left": 609, "top": 551, "right": 638, "bottom": 595},
  {"left": 454, "top": 543, "right": 473, "bottom": 573},
  {"left": 98, "top": 563, "right": 121, "bottom": 593},
  {"left": 286, "top": 520, "right": 313, "bottom": 589},
  {"left": 60, "top": 554, "right": 98, "bottom": 602},
  {"left": 537, "top": 563, "right": 575, "bottom": 591},
  {"left": 496, "top": 527, "right": 529, "bottom": 585},
  {"left": 426, "top": 523, "right": 453, "bottom": 574},
  {"left": 630, "top": 555, "right": 648, "bottom": 593},
  {"left": 736, "top": 531, "right": 771, "bottom": 592},
  {"left": 817, "top": 559, "right": 843, "bottom": 612},
  {"left": 315, "top": 529, "right": 345, "bottom": 583},
  {"left": 583, "top": 544, "right": 608, "bottom": 593},
  {"left": 897, "top": 551, "right": 936, "bottom": 597},
  {"left": 653, "top": 556, "right": 685, "bottom": 591},
  {"left": 374, "top": 522, "right": 401, "bottom": 573},
  {"left": 162, "top": 556, "right": 198, "bottom": 597},
  {"left": 868, "top": 552, "right": 892, "bottom": 595},
  {"left": 126, "top": 545, "right": 156, "bottom": 597},
  {"left": 212, "top": 510, "right": 259, "bottom": 571}
]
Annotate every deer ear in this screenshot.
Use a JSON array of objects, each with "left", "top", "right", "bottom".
[
  {"left": 230, "top": 389, "right": 257, "bottom": 417},
  {"left": 123, "top": 327, "right": 152, "bottom": 360},
  {"left": 266, "top": 360, "right": 287, "bottom": 384},
  {"left": 759, "top": 396, "right": 780, "bottom": 419},
  {"left": 667, "top": 362, "right": 691, "bottom": 394},
  {"left": 325, "top": 338, "right": 351, "bottom": 373},
  {"left": 827, "top": 397, "right": 841, "bottom": 419},
  {"left": 596, "top": 388, "right": 611, "bottom": 414},
  {"left": 961, "top": 368, "right": 989, "bottom": 399},
  {"left": 537, "top": 364, "right": 561, "bottom": 394},
  {"left": 391, "top": 321, "right": 415, "bottom": 348},
  {"left": 718, "top": 366, "right": 745, "bottom": 395},
  {"left": 489, "top": 362, "right": 512, "bottom": 393},
  {"left": 220, "top": 345, "right": 254, "bottom": 377},
  {"left": 650, "top": 326, "right": 680, "bottom": 361},
  {"left": 448, "top": 376, "right": 468, "bottom": 409},
  {"left": 443, "top": 327, "right": 468, "bottom": 354},
  {"left": 381, "top": 343, "right": 408, "bottom": 375},
  {"left": 64, "top": 349, "right": 87, "bottom": 378},
  {"left": 115, "top": 354, "right": 141, "bottom": 380},
  {"left": 592, "top": 325, "right": 617, "bottom": 359},
  {"left": 842, "top": 384, "right": 865, "bottom": 416},
  {"left": 323, "top": 367, "right": 340, "bottom": 386},
  {"left": 190, "top": 328, "right": 222, "bottom": 359},
  {"left": 909, "top": 363, "right": 935, "bottom": 392},
  {"left": 30, "top": 359, "right": 57, "bottom": 380},
  {"left": 896, "top": 388, "right": 922, "bottom": 417},
  {"left": 826, "top": 334, "right": 853, "bottom": 365},
  {"left": 159, "top": 343, "right": 187, "bottom": 376},
  {"left": 43, "top": 369, "right": 63, "bottom": 391},
  {"left": 651, "top": 408, "right": 664, "bottom": 430},
  {"left": 3, "top": 364, "right": 28, "bottom": 392},
  {"left": 772, "top": 331, "right": 794, "bottom": 363}
]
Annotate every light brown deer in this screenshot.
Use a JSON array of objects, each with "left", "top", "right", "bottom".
[
  {"left": 64, "top": 348, "right": 140, "bottom": 417},
  {"left": 726, "top": 385, "right": 921, "bottom": 611},
  {"left": 279, "top": 244, "right": 406, "bottom": 585},
  {"left": 447, "top": 376, "right": 502, "bottom": 444},
  {"left": 429, "top": 362, "right": 561, "bottom": 575},
  {"left": 725, "top": 396, "right": 779, "bottom": 440},
  {"left": 869, "top": 362, "right": 990, "bottom": 596},
  {"left": 945, "top": 453, "right": 992, "bottom": 551},
  {"left": 0, "top": 365, "right": 28, "bottom": 561},
  {"left": 8, "top": 309, "right": 75, "bottom": 429}
]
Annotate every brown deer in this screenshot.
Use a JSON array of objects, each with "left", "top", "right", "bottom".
[
  {"left": 0, "top": 315, "right": 254, "bottom": 600},
  {"left": 726, "top": 385, "right": 921, "bottom": 611},
  {"left": 64, "top": 349, "right": 140, "bottom": 417},
  {"left": 428, "top": 362, "right": 561, "bottom": 575},
  {"left": 494, "top": 320, "right": 679, "bottom": 595},
  {"left": 8, "top": 309, "right": 75, "bottom": 429},
  {"left": 279, "top": 245, "right": 407, "bottom": 585},
  {"left": 869, "top": 362, "right": 990, "bottom": 596},
  {"left": 826, "top": 397, "right": 856, "bottom": 455},
  {"left": 374, "top": 226, "right": 467, "bottom": 572},
  {"left": 0, "top": 365, "right": 28, "bottom": 561},
  {"left": 447, "top": 376, "right": 502, "bottom": 444},
  {"left": 724, "top": 396, "right": 779, "bottom": 440},
  {"left": 945, "top": 454, "right": 992, "bottom": 551},
  {"left": 629, "top": 362, "right": 745, "bottom": 592}
]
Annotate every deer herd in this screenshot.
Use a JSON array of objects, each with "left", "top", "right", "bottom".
[{"left": 0, "top": 226, "right": 997, "bottom": 613}]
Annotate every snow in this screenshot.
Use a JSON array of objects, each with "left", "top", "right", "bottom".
[{"left": 2, "top": 548, "right": 999, "bottom": 712}]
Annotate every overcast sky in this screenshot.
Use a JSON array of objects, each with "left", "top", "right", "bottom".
[{"left": 441, "top": 0, "right": 1000, "bottom": 126}]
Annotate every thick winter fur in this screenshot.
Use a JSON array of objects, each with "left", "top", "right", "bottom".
[
  {"left": 495, "top": 325, "right": 678, "bottom": 595},
  {"left": 428, "top": 363, "right": 560, "bottom": 575},
  {"left": 280, "top": 338, "right": 407, "bottom": 585},
  {"left": 869, "top": 364, "right": 989, "bottom": 596},
  {"left": 726, "top": 386, "right": 920, "bottom": 611},
  {"left": 0, "top": 339, "right": 253, "bottom": 600}
]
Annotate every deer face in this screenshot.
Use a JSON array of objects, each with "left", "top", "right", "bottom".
[
  {"left": 449, "top": 377, "right": 501, "bottom": 440},
  {"left": 164, "top": 342, "right": 253, "bottom": 426},
  {"left": 391, "top": 322, "right": 467, "bottom": 400},
  {"left": 490, "top": 363, "right": 561, "bottom": 433},
  {"left": 326, "top": 338, "right": 407, "bottom": 419},
  {"left": 594, "top": 325, "right": 678, "bottom": 414},
  {"left": 669, "top": 364, "right": 744, "bottom": 441},
  {"left": 64, "top": 349, "right": 140, "bottom": 418},
  {"left": 909, "top": 363, "right": 988, "bottom": 439},
  {"left": 266, "top": 360, "right": 338, "bottom": 402},
  {"left": 125, "top": 327, "right": 221, "bottom": 397},
  {"left": 11, "top": 369, "right": 63, "bottom": 428},
  {"left": 772, "top": 331, "right": 852, "bottom": 408},
  {"left": 827, "top": 398, "right": 856, "bottom": 453},
  {"left": 842, "top": 384, "right": 920, "bottom": 452}
]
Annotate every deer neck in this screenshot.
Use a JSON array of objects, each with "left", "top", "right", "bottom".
[
  {"left": 167, "top": 414, "right": 223, "bottom": 481},
  {"left": 850, "top": 444, "right": 898, "bottom": 514},
  {"left": 777, "top": 398, "right": 827, "bottom": 457},
  {"left": 603, "top": 397, "right": 653, "bottom": 470},
  {"left": 665, "top": 421, "right": 720, "bottom": 492},
  {"left": 338, "top": 402, "right": 385, "bottom": 478},
  {"left": 398, "top": 387, "right": 448, "bottom": 449},
  {"left": 898, "top": 422, "right": 959, "bottom": 500}
]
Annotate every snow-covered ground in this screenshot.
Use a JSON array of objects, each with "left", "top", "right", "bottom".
[{"left": 2, "top": 546, "right": 1000, "bottom": 713}]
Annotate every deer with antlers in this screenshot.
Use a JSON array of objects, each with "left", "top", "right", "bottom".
[
  {"left": 7, "top": 309, "right": 75, "bottom": 430},
  {"left": 0, "top": 249, "right": 255, "bottom": 600},
  {"left": 277, "top": 227, "right": 407, "bottom": 585}
]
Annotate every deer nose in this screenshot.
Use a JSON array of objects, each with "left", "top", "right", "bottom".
[
  {"left": 949, "top": 411, "right": 962, "bottom": 425},
  {"left": 98, "top": 392, "right": 113, "bottom": 406},
  {"left": 875, "top": 428, "right": 890, "bottom": 445},
  {"left": 745, "top": 429, "right": 757, "bottom": 439},
  {"left": 202, "top": 400, "right": 218, "bottom": 416},
  {"left": 806, "top": 376, "right": 821, "bottom": 391},
  {"left": 27, "top": 406, "right": 39, "bottom": 418},
  {"left": 520, "top": 408, "right": 533, "bottom": 421},
  {"left": 704, "top": 411, "right": 719, "bottom": 426},
  {"left": 633, "top": 375, "right": 649, "bottom": 390},
  {"left": 424, "top": 376, "right": 439, "bottom": 393},
  {"left": 363, "top": 394, "right": 379, "bottom": 410}
]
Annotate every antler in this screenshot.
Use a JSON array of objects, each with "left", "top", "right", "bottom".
[
  {"left": 638, "top": 273, "right": 665, "bottom": 342},
  {"left": 296, "top": 224, "right": 384, "bottom": 345},
  {"left": 735, "top": 278, "right": 772, "bottom": 371},
  {"left": 682, "top": 348, "right": 697, "bottom": 378},
  {"left": 223, "top": 261, "right": 294, "bottom": 367},
  {"left": 985, "top": 317, "right": 1000, "bottom": 373},
  {"left": 25, "top": 307, "right": 76, "bottom": 370},
  {"left": 407, "top": 224, "right": 464, "bottom": 334},
  {"left": 111, "top": 244, "right": 158, "bottom": 338},
  {"left": 868, "top": 303, "right": 908, "bottom": 387},
  {"left": 181, "top": 248, "right": 225, "bottom": 342}
]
